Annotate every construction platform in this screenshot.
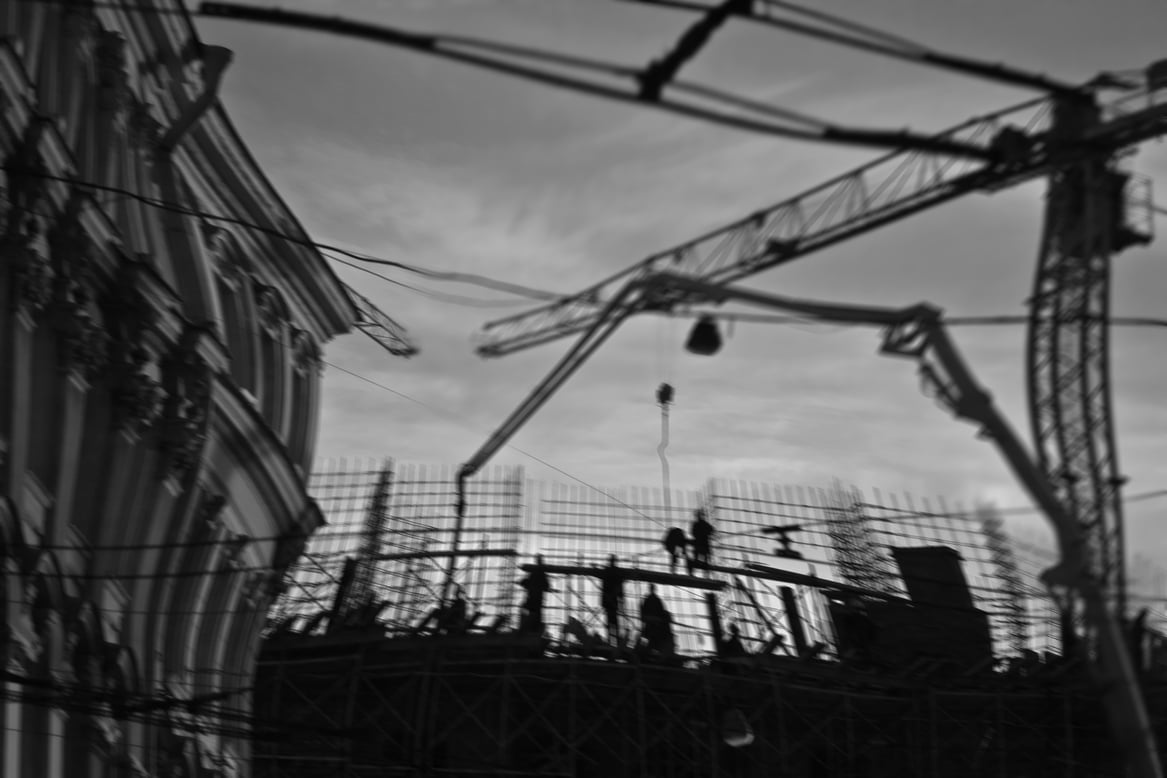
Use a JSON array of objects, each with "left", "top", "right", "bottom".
[{"left": 253, "top": 460, "right": 1167, "bottom": 777}]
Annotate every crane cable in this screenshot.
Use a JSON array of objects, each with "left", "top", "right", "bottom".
[{"left": 656, "top": 382, "right": 675, "bottom": 525}]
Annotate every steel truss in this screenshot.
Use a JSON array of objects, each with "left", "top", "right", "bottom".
[
  {"left": 1027, "top": 96, "right": 1154, "bottom": 624},
  {"left": 253, "top": 635, "right": 1166, "bottom": 777}
]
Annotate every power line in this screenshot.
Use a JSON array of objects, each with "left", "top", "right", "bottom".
[
  {"left": 1, "top": 171, "right": 561, "bottom": 303},
  {"left": 22, "top": 0, "right": 1004, "bottom": 157},
  {"left": 25, "top": 0, "right": 893, "bottom": 144},
  {"left": 321, "top": 360, "right": 666, "bottom": 528},
  {"left": 325, "top": 253, "right": 532, "bottom": 309}
]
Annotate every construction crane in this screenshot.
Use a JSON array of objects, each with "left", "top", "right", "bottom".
[
  {"left": 461, "top": 270, "right": 1163, "bottom": 777},
  {"left": 476, "top": 64, "right": 1167, "bottom": 628},
  {"left": 344, "top": 283, "right": 419, "bottom": 357}
]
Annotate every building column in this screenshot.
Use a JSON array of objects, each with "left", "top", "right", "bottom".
[
  {"left": 2, "top": 308, "right": 37, "bottom": 504},
  {"left": 47, "top": 371, "right": 89, "bottom": 548},
  {"left": 3, "top": 661, "right": 22, "bottom": 778}
]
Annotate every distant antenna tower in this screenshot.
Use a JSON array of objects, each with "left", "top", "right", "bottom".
[
  {"left": 824, "top": 482, "right": 895, "bottom": 595},
  {"left": 981, "top": 507, "right": 1029, "bottom": 654}
]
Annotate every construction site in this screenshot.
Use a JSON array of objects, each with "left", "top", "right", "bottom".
[
  {"left": 228, "top": 5, "right": 1167, "bottom": 775},
  {"left": 253, "top": 462, "right": 1167, "bottom": 777}
]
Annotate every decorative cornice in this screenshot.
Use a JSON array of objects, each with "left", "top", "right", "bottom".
[
  {"left": 222, "top": 532, "right": 250, "bottom": 570},
  {"left": 202, "top": 223, "right": 248, "bottom": 286},
  {"left": 1, "top": 125, "right": 51, "bottom": 237},
  {"left": 111, "top": 346, "right": 164, "bottom": 430},
  {"left": 96, "top": 30, "right": 131, "bottom": 121},
  {"left": 253, "top": 284, "right": 286, "bottom": 333},
  {"left": 290, "top": 328, "right": 320, "bottom": 375},
  {"left": 243, "top": 570, "right": 274, "bottom": 606},
  {"left": 3, "top": 216, "right": 54, "bottom": 315},
  {"left": 128, "top": 100, "right": 162, "bottom": 153},
  {"left": 50, "top": 207, "right": 109, "bottom": 379},
  {"left": 158, "top": 329, "right": 215, "bottom": 478},
  {"left": 198, "top": 493, "right": 227, "bottom": 535},
  {"left": 105, "top": 264, "right": 168, "bottom": 429}
]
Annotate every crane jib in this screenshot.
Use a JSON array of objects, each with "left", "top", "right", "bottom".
[{"left": 476, "top": 80, "right": 1166, "bottom": 358}]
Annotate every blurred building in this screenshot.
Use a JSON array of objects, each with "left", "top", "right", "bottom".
[{"left": 0, "top": 2, "right": 354, "bottom": 776}]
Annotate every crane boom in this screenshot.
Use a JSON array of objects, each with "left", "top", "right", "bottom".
[
  {"left": 345, "top": 284, "right": 419, "bottom": 357},
  {"left": 476, "top": 74, "right": 1167, "bottom": 357}
]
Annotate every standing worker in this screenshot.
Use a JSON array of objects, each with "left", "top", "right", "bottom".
[
  {"left": 518, "top": 555, "right": 553, "bottom": 635},
  {"left": 662, "top": 527, "right": 688, "bottom": 574},
  {"left": 598, "top": 555, "right": 625, "bottom": 645},
  {"left": 640, "top": 584, "right": 674, "bottom": 654},
  {"left": 690, "top": 508, "right": 715, "bottom": 572}
]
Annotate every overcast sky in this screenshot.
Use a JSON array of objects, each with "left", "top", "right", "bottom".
[{"left": 197, "top": 1, "right": 1167, "bottom": 588}]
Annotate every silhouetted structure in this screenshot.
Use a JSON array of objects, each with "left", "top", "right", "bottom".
[{"left": 256, "top": 465, "right": 1167, "bottom": 776}]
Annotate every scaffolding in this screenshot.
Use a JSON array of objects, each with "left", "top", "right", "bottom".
[
  {"left": 256, "top": 460, "right": 1167, "bottom": 777},
  {"left": 270, "top": 461, "right": 1073, "bottom": 656}
]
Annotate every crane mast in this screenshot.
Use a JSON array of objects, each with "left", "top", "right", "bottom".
[{"left": 1028, "top": 93, "right": 1154, "bottom": 626}]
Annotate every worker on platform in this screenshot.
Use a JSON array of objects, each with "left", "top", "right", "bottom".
[
  {"left": 518, "top": 555, "right": 553, "bottom": 635},
  {"left": 440, "top": 586, "right": 469, "bottom": 635},
  {"left": 662, "top": 527, "right": 688, "bottom": 574},
  {"left": 640, "top": 584, "right": 674, "bottom": 654},
  {"left": 721, "top": 622, "right": 747, "bottom": 658},
  {"left": 690, "top": 508, "right": 715, "bottom": 573},
  {"left": 838, "top": 595, "right": 877, "bottom": 664},
  {"left": 598, "top": 555, "right": 625, "bottom": 644}
]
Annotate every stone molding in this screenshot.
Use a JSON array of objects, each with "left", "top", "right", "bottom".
[
  {"left": 291, "top": 327, "right": 320, "bottom": 375},
  {"left": 158, "top": 329, "right": 214, "bottom": 478}
]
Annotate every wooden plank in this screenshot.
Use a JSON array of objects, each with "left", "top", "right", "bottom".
[
  {"left": 735, "top": 563, "right": 911, "bottom": 603},
  {"left": 519, "top": 564, "right": 726, "bottom": 591},
  {"left": 375, "top": 548, "right": 520, "bottom": 562}
]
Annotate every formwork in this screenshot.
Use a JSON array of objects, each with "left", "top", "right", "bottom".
[{"left": 254, "top": 460, "right": 1167, "bottom": 777}]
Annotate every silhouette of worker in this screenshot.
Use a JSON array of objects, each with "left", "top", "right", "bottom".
[
  {"left": 1131, "top": 607, "right": 1150, "bottom": 674},
  {"left": 640, "top": 584, "right": 673, "bottom": 653},
  {"left": 519, "top": 555, "right": 553, "bottom": 635},
  {"left": 662, "top": 527, "right": 688, "bottom": 574},
  {"left": 598, "top": 555, "right": 625, "bottom": 644},
  {"left": 838, "top": 595, "right": 877, "bottom": 663},
  {"left": 441, "top": 586, "right": 469, "bottom": 635},
  {"left": 690, "top": 508, "right": 715, "bottom": 572},
  {"left": 721, "top": 621, "right": 746, "bottom": 658}
]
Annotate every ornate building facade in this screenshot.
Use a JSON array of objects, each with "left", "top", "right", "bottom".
[{"left": 0, "top": 1, "right": 355, "bottom": 775}]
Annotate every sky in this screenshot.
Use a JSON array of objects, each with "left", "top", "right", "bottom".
[{"left": 195, "top": 1, "right": 1167, "bottom": 592}]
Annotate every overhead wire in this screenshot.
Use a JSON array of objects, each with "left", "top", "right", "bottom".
[
  {"left": 190, "top": 0, "right": 990, "bottom": 153},
  {"left": 324, "top": 252, "right": 531, "bottom": 309},
  {"left": 0, "top": 170, "right": 562, "bottom": 304},
  {"left": 616, "top": 0, "right": 1078, "bottom": 94},
  {"left": 657, "top": 310, "right": 1167, "bottom": 329},
  {"left": 321, "top": 360, "right": 667, "bottom": 528},
  {"left": 17, "top": 0, "right": 1005, "bottom": 156}
]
